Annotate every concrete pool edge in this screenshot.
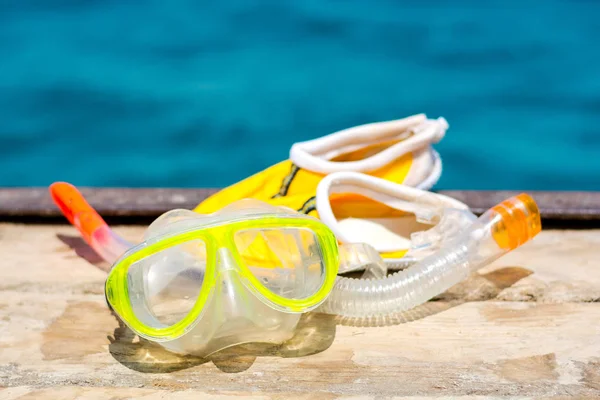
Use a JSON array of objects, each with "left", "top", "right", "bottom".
[{"left": 1, "top": 188, "right": 599, "bottom": 227}]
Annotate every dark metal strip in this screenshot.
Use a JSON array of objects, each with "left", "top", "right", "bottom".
[{"left": 1, "top": 188, "right": 599, "bottom": 223}]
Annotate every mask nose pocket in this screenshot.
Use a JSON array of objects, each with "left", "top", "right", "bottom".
[
  {"left": 213, "top": 248, "right": 257, "bottom": 322},
  {"left": 212, "top": 248, "right": 291, "bottom": 328},
  {"left": 195, "top": 248, "right": 301, "bottom": 352}
]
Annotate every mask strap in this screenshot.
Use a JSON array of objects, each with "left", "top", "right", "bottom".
[
  {"left": 290, "top": 115, "right": 448, "bottom": 174},
  {"left": 407, "top": 148, "right": 443, "bottom": 190},
  {"left": 315, "top": 171, "right": 469, "bottom": 250}
]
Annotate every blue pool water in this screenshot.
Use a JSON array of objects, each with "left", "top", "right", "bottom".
[{"left": 1, "top": 0, "right": 599, "bottom": 190}]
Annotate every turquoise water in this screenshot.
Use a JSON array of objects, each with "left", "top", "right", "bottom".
[{"left": 1, "top": 1, "right": 599, "bottom": 190}]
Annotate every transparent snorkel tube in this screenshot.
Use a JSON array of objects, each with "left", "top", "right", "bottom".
[
  {"left": 319, "top": 193, "right": 542, "bottom": 317},
  {"left": 50, "top": 182, "right": 542, "bottom": 329}
]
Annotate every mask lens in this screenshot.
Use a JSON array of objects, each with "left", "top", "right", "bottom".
[
  {"left": 234, "top": 228, "right": 325, "bottom": 300},
  {"left": 126, "top": 239, "right": 207, "bottom": 327}
]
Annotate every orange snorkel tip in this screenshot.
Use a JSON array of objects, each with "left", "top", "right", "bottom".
[
  {"left": 49, "top": 182, "right": 107, "bottom": 243},
  {"left": 490, "top": 193, "right": 542, "bottom": 250}
]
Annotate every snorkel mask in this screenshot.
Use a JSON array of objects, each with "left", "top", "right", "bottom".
[
  {"left": 51, "top": 183, "right": 383, "bottom": 356},
  {"left": 50, "top": 182, "right": 541, "bottom": 357}
]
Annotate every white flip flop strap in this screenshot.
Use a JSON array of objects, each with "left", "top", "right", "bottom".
[
  {"left": 290, "top": 115, "right": 448, "bottom": 174},
  {"left": 316, "top": 171, "right": 468, "bottom": 246}
]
